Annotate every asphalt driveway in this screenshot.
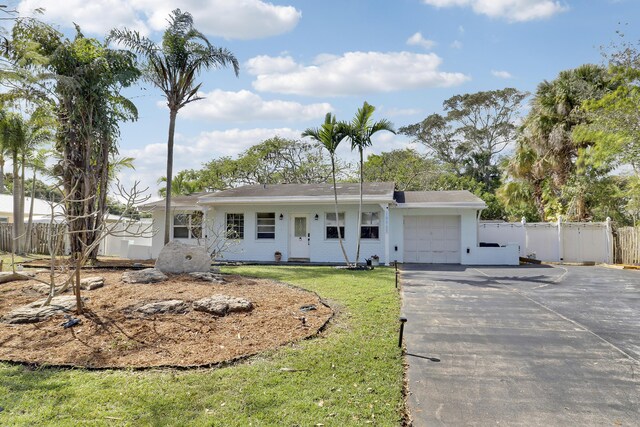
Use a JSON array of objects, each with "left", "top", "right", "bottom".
[{"left": 401, "top": 264, "right": 640, "bottom": 426}]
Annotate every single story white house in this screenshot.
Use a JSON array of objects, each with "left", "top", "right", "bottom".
[{"left": 142, "top": 182, "right": 519, "bottom": 265}]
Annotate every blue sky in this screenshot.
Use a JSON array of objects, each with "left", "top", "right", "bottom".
[{"left": 9, "top": 0, "right": 640, "bottom": 198}]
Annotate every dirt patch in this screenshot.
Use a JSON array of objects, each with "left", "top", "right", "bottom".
[{"left": 0, "top": 271, "right": 332, "bottom": 369}]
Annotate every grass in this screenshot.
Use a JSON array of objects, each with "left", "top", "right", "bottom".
[
  {"left": 0, "top": 265, "right": 404, "bottom": 426},
  {"left": 0, "top": 253, "right": 48, "bottom": 271}
]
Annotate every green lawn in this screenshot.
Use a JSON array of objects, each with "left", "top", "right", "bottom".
[{"left": 0, "top": 266, "right": 404, "bottom": 426}]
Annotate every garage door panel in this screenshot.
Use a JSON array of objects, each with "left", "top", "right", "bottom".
[{"left": 403, "top": 215, "right": 461, "bottom": 264}]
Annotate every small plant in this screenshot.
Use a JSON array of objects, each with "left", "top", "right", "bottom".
[
  {"left": 274, "top": 251, "right": 282, "bottom": 262},
  {"left": 371, "top": 255, "right": 379, "bottom": 261}
]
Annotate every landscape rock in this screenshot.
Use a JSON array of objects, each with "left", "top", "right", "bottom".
[
  {"left": 80, "top": 276, "right": 105, "bottom": 290},
  {"left": 0, "top": 271, "right": 36, "bottom": 284},
  {"left": 2, "top": 296, "right": 83, "bottom": 324},
  {"left": 136, "top": 300, "right": 187, "bottom": 315},
  {"left": 188, "top": 272, "right": 225, "bottom": 283},
  {"left": 193, "top": 295, "right": 253, "bottom": 316},
  {"left": 155, "top": 241, "right": 211, "bottom": 274},
  {"left": 122, "top": 268, "right": 167, "bottom": 284}
]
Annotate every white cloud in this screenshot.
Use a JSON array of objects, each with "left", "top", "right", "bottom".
[
  {"left": 18, "top": 0, "right": 149, "bottom": 35},
  {"left": 491, "top": 70, "right": 513, "bottom": 79},
  {"left": 17, "top": 0, "right": 300, "bottom": 39},
  {"left": 422, "top": 0, "right": 567, "bottom": 22},
  {"left": 450, "top": 40, "right": 464, "bottom": 49},
  {"left": 406, "top": 32, "right": 437, "bottom": 50},
  {"left": 179, "top": 90, "right": 332, "bottom": 122},
  {"left": 247, "top": 52, "right": 469, "bottom": 97},
  {"left": 120, "top": 128, "right": 301, "bottom": 195}
]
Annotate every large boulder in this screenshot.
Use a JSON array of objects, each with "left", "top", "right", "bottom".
[
  {"left": 122, "top": 268, "right": 167, "bottom": 284},
  {"left": 155, "top": 241, "right": 211, "bottom": 274},
  {"left": 2, "top": 296, "right": 82, "bottom": 324},
  {"left": 193, "top": 295, "right": 253, "bottom": 316}
]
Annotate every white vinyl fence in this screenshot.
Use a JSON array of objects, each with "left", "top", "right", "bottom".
[
  {"left": 478, "top": 218, "right": 613, "bottom": 264},
  {"left": 99, "top": 219, "right": 154, "bottom": 259}
]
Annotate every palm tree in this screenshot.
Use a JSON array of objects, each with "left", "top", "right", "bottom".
[
  {"left": 109, "top": 9, "right": 239, "bottom": 245},
  {"left": 302, "top": 113, "right": 351, "bottom": 266},
  {"left": 0, "top": 107, "right": 54, "bottom": 254},
  {"left": 516, "top": 64, "right": 617, "bottom": 220},
  {"left": 343, "top": 102, "right": 395, "bottom": 266},
  {"left": 0, "top": 112, "right": 27, "bottom": 254},
  {"left": 24, "top": 147, "right": 50, "bottom": 251}
]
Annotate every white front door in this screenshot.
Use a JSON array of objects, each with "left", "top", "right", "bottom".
[{"left": 290, "top": 215, "right": 309, "bottom": 259}]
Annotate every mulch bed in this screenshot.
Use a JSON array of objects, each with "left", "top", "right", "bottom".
[
  {"left": 0, "top": 271, "right": 332, "bottom": 369},
  {"left": 20, "top": 258, "right": 155, "bottom": 270}
]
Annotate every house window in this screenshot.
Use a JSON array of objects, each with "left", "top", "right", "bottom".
[
  {"left": 226, "top": 213, "right": 244, "bottom": 239},
  {"left": 173, "top": 211, "right": 202, "bottom": 239},
  {"left": 361, "top": 212, "right": 380, "bottom": 239},
  {"left": 325, "top": 212, "right": 345, "bottom": 239},
  {"left": 256, "top": 212, "right": 275, "bottom": 239}
]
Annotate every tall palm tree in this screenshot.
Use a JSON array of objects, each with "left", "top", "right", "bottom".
[
  {"left": 0, "top": 107, "right": 54, "bottom": 254},
  {"left": 344, "top": 102, "right": 395, "bottom": 266},
  {"left": 0, "top": 112, "right": 27, "bottom": 253},
  {"left": 109, "top": 9, "right": 239, "bottom": 244},
  {"left": 302, "top": 112, "right": 351, "bottom": 266}
]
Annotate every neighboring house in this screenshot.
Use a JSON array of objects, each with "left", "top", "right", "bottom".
[
  {"left": 0, "top": 193, "right": 64, "bottom": 223},
  {"left": 142, "top": 182, "right": 519, "bottom": 265}
]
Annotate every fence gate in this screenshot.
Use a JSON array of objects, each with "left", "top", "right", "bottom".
[{"left": 614, "top": 226, "right": 640, "bottom": 265}]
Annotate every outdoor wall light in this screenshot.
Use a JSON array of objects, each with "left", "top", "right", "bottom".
[
  {"left": 279, "top": 213, "right": 284, "bottom": 220},
  {"left": 314, "top": 214, "right": 319, "bottom": 221}
]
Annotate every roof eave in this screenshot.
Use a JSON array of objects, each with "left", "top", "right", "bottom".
[
  {"left": 393, "top": 202, "right": 487, "bottom": 209},
  {"left": 198, "top": 195, "right": 395, "bottom": 205}
]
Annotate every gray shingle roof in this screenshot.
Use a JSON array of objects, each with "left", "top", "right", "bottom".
[
  {"left": 209, "top": 182, "right": 395, "bottom": 198},
  {"left": 394, "top": 190, "right": 485, "bottom": 205},
  {"left": 140, "top": 184, "right": 487, "bottom": 209}
]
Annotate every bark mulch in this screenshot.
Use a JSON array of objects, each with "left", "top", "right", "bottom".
[{"left": 0, "top": 271, "right": 332, "bottom": 369}]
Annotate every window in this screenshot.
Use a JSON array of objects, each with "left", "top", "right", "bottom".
[
  {"left": 256, "top": 212, "right": 275, "bottom": 239},
  {"left": 226, "top": 213, "right": 244, "bottom": 239},
  {"left": 361, "top": 212, "right": 380, "bottom": 239},
  {"left": 173, "top": 211, "right": 202, "bottom": 239},
  {"left": 325, "top": 212, "right": 345, "bottom": 239}
]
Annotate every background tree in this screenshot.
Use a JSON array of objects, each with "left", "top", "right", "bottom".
[
  {"left": 573, "top": 35, "right": 640, "bottom": 223},
  {"left": 109, "top": 9, "right": 239, "bottom": 245},
  {"left": 302, "top": 112, "right": 351, "bottom": 266},
  {"left": 501, "top": 65, "right": 619, "bottom": 221},
  {"left": 344, "top": 102, "right": 395, "bottom": 266},
  {"left": 401, "top": 88, "right": 527, "bottom": 191},
  {"left": 362, "top": 148, "right": 442, "bottom": 191},
  {"left": 157, "top": 169, "right": 202, "bottom": 197},
  {"left": 189, "top": 137, "right": 348, "bottom": 191}
]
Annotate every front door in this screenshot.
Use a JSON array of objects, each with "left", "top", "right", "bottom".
[{"left": 290, "top": 215, "right": 309, "bottom": 259}]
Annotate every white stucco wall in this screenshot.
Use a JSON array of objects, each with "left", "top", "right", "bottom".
[
  {"left": 209, "top": 203, "right": 387, "bottom": 264},
  {"left": 148, "top": 203, "right": 518, "bottom": 265}
]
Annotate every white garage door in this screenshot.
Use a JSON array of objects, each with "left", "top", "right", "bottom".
[{"left": 403, "top": 215, "right": 461, "bottom": 264}]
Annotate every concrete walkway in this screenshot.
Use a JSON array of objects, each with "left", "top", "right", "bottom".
[{"left": 401, "top": 264, "right": 640, "bottom": 426}]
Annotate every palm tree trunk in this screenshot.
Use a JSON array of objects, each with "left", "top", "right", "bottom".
[
  {"left": 331, "top": 156, "right": 350, "bottom": 266},
  {"left": 12, "top": 151, "right": 24, "bottom": 254},
  {"left": 164, "top": 108, "right": 178, "bottom": 245},
  {"left": 25, "top": 169, "right": 37, "bottom": 252},
  {"left": 355, "top": 148, "right": 364, "bottom": 266},
  {"left": 0, "top": 154, "right": 4, "bottom": 194}
]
